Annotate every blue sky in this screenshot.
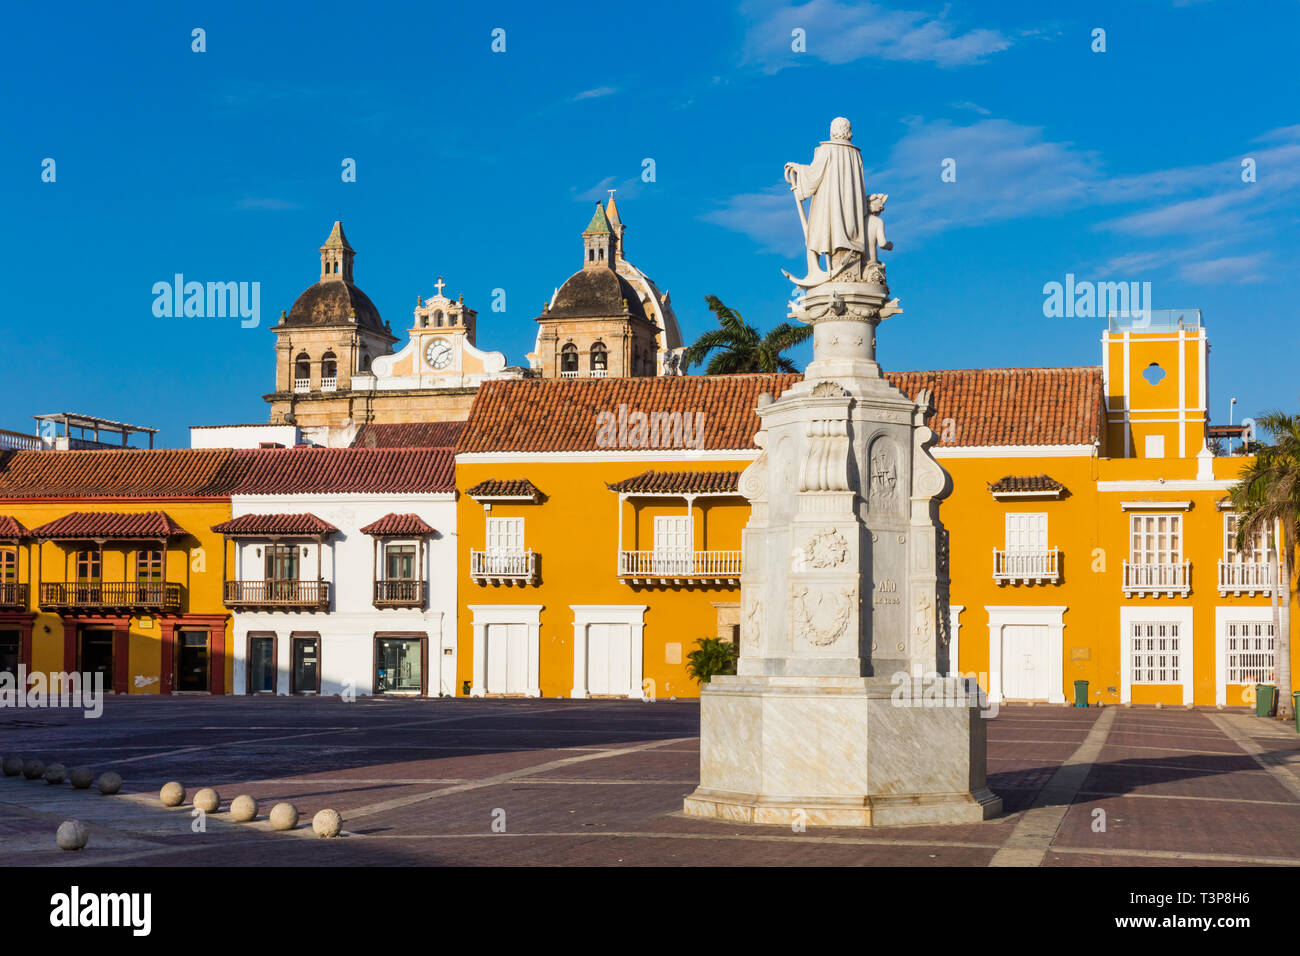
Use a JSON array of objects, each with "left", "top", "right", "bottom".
[{"left": 3, "top": 0, "right": 1297, "bottom": 446}]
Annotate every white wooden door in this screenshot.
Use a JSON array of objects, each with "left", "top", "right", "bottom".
[
  {"left": 653, "top": 516, "right": 693, "bottom": 573},
  {"left": 1002, "top": 624, "right": 1053, "bottom": 700},
  {"left": 587, "top": 623, "right": 632, "bottom": 696},
  {"left": 485, "top": 623, "right": 527, "bottom": 694}
]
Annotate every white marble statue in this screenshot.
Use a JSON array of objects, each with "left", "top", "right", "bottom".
[{"left": 783, "top": 117, "right": 868, "bottom": 286}]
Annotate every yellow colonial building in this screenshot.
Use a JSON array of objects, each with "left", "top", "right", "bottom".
[
  {"left": 0, "top": 449, "right": 243, "bottom": 693},
  {"left": 453, "top": 309, "right": 1292, "bottom": 705},
  {"left": 455, "top": 374, "right": 796, "bottom": 699}
]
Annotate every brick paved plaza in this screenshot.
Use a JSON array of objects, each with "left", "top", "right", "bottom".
[{"left": 2, "top": 697, "right": 1299, "bottom": 866}]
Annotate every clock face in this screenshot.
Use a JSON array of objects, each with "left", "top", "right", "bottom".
[{"left": 424, "top": 338, "right": 453, "bottom": 370}]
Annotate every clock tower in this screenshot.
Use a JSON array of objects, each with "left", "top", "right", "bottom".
[{"left": 410, "top": 276, "right": 477, "bottom": 376}]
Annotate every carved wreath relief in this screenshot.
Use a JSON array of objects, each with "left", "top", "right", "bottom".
[
  {"left": 805, "top": 528, "right": 849, "bottom": 568},
  {"left": 743, "top": 595, "right": 762, "bottom": 650},
  {"left": 792, "top": 585, "right": 854, "bottom": 647}
]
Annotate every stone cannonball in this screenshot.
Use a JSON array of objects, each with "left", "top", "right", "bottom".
[
  {"left": 192, "top": 788, "right": 220, "bottom": 813},
  {"left": 56, "top": 819, "right": 89, "bottom": 851},
  {"left": 22, "top": 759, "right": 45, "bottom": 780},
  {"left": 269, "top": 802, "right": 299, "bottom": 831},
  {"left": 96, "top": 771, "right": 122, "bottom": 795},
  {"left": 2, "top": 755, "right": 24, "bottom": 776},
  {"left": 44, "top": 763, "right": 66, "bottom": 785},
  {"left": 159, "top": 781, "right": 185, "bottom": 807},
  {"left": 312, "top": 808, "right": 342, "bottom": 838},
  {"left": 229, "top": 795, "right": 257, "bottom": 822},
  {"left": 69, "top": 767, "right": 94, "bottom": 789}
]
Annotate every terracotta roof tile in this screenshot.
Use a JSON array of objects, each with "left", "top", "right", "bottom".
[
  {"left": 466, "top": 479, "right": 543, "bottom": 500},
  {"left": 0, "top": 516, "right": 31, "bottom": 538},
  {"left": 0, "top": 448, "right": 252, "bottom": 499},
  {"left": 886, "top": 367, "right": 1103, "bottom": 447},
  {"left": 359, "top": 513, "right": 436, "bottom": 536},
  {"left": 607, "top": 470, "right": 741, "bottom": 494},
  {"left": 351, "top": 421, "right": 465, "bottom": 449},
  {"left": 458, "top": 374, "right": 801, "bottom": 454},
  {"left": 229, "top": 447, "right": 454, "bottom": 495},
  {"left": 458, "top": 369, "right": 1101, "bottom": 454},
  {"left": 988, "top": 474, "right": 1067, "bottom": 495},
  {"left": 211, "top": 513, "right": 339, "bottom": 536},
  {"left": 32, "top": 511, "right": 186, "bottom": 539}
]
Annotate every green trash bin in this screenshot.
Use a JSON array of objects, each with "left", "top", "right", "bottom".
[
  {"left": 1293, "top": 693, "right": 1300, "bottom": 732},
  {"left": 1073, "top": 680, "right": 1089, "bottom": 708},
  {"left": 1256, "top": 684, "right": 1277, "bottom": 718}
]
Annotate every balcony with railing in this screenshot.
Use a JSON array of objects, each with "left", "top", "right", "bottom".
[
  {"left": 223, "top": 579, "right": 329, "bottom": 610},
  {"left": 373, "top": 578, "right": 424, "bottom": 608},
  {"left": 618, "top": 550, "right": 742, "bottom": 585},
  {"left": 1123, "top": 561, "right": 1191, "bottom": 597},
  {"left": 470, "top": 550, "right": 538, "bottom": 585},
  {"left": 0, "top": 583, "right": 29, "bottom": 609},
  {"left": 993, "top": 548, "right": 1060, "bottom": 585},
  {"left": 1218, "top": 560, "right": 1276, "bottom": 597},
  {"left": 589, "top": 368, "right": 608, "bottom": 378},
  {"left": 293, "top": 377, "right": 311, "bottom": 393},
  {"left": 320, "top": 376, "right": 338, "bottom": 392},
  {"left": 559, "top": 370, "right": 580, "bottom": 379},
  {"left": 40, "top": 581, "right": 182, "bottom": 611}
]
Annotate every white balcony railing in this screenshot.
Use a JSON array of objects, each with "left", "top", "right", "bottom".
[
  {"left": 618, "top": 550, "right": 742, "bottom": 584},
  {"left": 559, "top": 370, "right": 580, "bottom": 378},
  {"left": 293, "top": 377, "right": 310, "bottom": 393},
  {"left": 321, "top": 376, "right": 338, "bottom": 392},
  {"left": 470, "top": 549, "right": 538, "bottom": 584},
  {"left": 993, "top": 548, "right": 1060, "bottom": 585},
  {"left": 1218, "top": 560, "right": 1277, "bottom": 597},
  {"left": 1123, "top": 560, "right": 1191, "bottom": 597},
  {"left": 589, "top": 368, "right": 608, "bottom": 378}
]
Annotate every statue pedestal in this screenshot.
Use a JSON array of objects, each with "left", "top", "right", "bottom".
[{"left": 684, "top": 675, "right": 1001, "bottom": 826}]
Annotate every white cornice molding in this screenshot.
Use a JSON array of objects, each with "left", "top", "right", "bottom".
[
  {"left": 934, "top": 444, "right": 1094, "bottom": 459},
  {"left": 1099, "top": 480, "right": 1235, "bottom": 492},
  {"left": 1120, "top": 500, "right": 1193, "bottom": 511}
]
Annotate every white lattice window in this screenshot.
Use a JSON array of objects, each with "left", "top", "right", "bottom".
[
  {"left": 1131, "top": 621, "right": 1182, "bottom": 684},
  {"left": 1130, "top": 514, "right": 1182, "bottom": 564},
  {"left": 1005, "top": 513, "right": 1048, "bottom": 552},
  {"left": 1226, "top": 620, "right": 1275, "bottom": 684},
  {"left": 486, "top": 517, "right": 524, "bottom": 553},
  {"left": 1223, "top": 514, "right": 1275, "bottom": 565}
]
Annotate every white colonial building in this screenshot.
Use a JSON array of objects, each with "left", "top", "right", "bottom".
[{"left": 214, "top": 447, "right": 458, "bottom": 697}]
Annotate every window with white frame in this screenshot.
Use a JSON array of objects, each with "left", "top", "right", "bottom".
[
  {"left": 1130, "top": 621, "right": 1182, "bottom": 684},
  {"left": 1223, "top": 513, "right": 1275, "bottom": 565},
  {"left": 1226, "top": 620, "right": 1275, "bottom": 684},
  {"left": 1129, "top": 513, "right": 1182, "bottom": 565},
  {"left": 652, "top": 515, "right": 694, "bottom": 573}
]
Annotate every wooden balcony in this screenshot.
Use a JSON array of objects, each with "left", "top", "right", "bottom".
[
  {"left": 0, "top": 583, "right": 29, "bottom": 609},
  {"left": 1218, "top": 560, "right": 1277, "bottom": 597},
  {"left": 223, "top": 579, "right": 329, "bottom": 610},
  {"left": 39, "top": 581, "right": 182, "bottom": 611},
  {"left": 618, "top": 550, "right": 742, "bottom": 585},
  {"left": 470, "top": 550, "right": 538, "bottom": 585},
  {"left": 993, "top": 548, "right": 1060, "bottom": 585},
  {"left": 373, "top": 579, "right": 424, "bottom": 608},
  {"left": 1123, "top": 561, "right": 1191, "bottom": 598}
]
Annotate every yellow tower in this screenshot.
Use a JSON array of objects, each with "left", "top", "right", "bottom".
[{"left": 1102, "top": 310, "right": 1208, "bottom": 460}]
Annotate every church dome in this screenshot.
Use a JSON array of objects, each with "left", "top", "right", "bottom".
[
  {"left": 284, "top": 280, "right": 384, "bottom": 330},
  {"left": 548, "top": 267, "right": 650, "bottom": 323}
]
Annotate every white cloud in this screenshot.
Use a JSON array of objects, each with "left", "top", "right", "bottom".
[
  {"left": 574, "top": 87, "right": 619, "bottom": 100},
  {"left": 741, "top": 0, "right": 1012, "bottom": 72}
]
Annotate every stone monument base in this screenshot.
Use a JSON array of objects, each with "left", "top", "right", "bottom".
[{"left": 682, "top": 674, "right": 1002, "bottom": 827}]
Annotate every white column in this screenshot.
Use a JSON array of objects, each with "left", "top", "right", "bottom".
[
  {"left": 571, "top": 621, "right": 588, "bottom": 699},
  {"left": 470, "top": 620, "right": 486, "bottom": 697},
  {"left": 630, "top": 616, "right": 646, "bottom": 700},
  {"left": 526, "top": 619, "right": 541, "bottom": 698}
]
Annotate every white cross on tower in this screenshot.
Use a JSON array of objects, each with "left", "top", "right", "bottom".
[{"left": 433, "top": 276, "right": 446, "bottom": 297}]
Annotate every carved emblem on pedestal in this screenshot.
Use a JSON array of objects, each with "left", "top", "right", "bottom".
[
  {"left": 868, "top": 440, "right": 898, "bottom": 511},
  {"left": 811, "top": 381, "right": 848, "bottom": 397},
  {"left": 792, "top": 585, "right": 854, "bottom": 647},
  {"left": 806, "top": 528, "right": 849, "bottom": 568},
  {"left": 913, "top": 591, "right": 935, "bottom": 656}
]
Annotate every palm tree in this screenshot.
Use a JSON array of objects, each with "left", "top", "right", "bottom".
[
  {"left": 684, "top": 295, "right": 811, "bottom": 374},
  {"left": 1227, "top": 412, "right": 1300, "bottom": 718}
]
